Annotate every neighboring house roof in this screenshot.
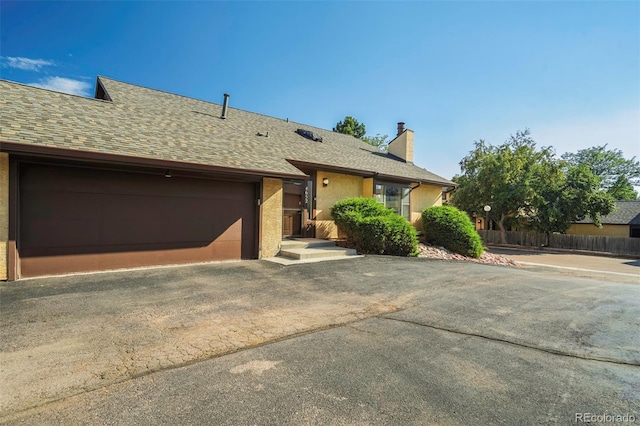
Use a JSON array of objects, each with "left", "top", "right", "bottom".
[
  {"left": 576, "top": 200, "right": 640, "bottom": 225},
  {"left": 0, "top": 77, "right": 454, "bottom": 186}
]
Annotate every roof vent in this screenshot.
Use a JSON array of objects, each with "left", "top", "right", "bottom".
[
  {"left": 221, "top": 93, "right": 229, "bottom": 119},
  {"left": 296, "top": 129, "right": 323, "bottom": 142}
]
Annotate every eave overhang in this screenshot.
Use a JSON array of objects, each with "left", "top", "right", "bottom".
[{"left": 0, "top": 141, "right": 309, "bottom": 181}]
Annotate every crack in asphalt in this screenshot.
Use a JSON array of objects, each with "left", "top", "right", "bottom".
[
  {"left": 3, "top": 306, "right": 637, "bottom": 423},
  {"left": 0, "top": 307, "right": 408, "bottom": 423},
  {"left": 382, "top": 316, "right": 640, "bottom": 367}
]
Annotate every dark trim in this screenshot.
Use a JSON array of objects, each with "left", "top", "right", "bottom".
[
  {"left": 7, "top": 158, "right": 19, "bottom": 281},
  {"left": 94, "top": 77, "right": 112, "bottom": 101},
  {"left": 254, "top": 182, "right": 261, "bottom": 258},
  {"left": 258, "top": 181, "right": 265, "bottom": 258},
  {"left": 286, "top": 159, "right": 454, "bottom": 187},
  {"left": 375, "top": 178, "right": 412, "bottom": 188},
  {"left": 13, "top": 155, "right": 264, "bottom": 184},
  {"left": 282, "top": 180, "right": 306, "bottom": 238},
  {"left": 376, "top": 173, "right": 452, "bottom": 187},
  {"left": 288, "top": 160, "right": 376, "bottom": 179},
  {"left": 0, "top": 141, "right": 309, "bottom": 181},
  {"left": 310, "top": 171, "right": 317, "bottom": 237}
]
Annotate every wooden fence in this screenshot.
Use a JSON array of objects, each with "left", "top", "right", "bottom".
[{"left": 477, "top": 230, "right": 640, "bottom": 257}]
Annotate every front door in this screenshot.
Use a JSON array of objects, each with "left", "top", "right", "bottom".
[{"left": 283, "top": 181, "right": 304, "bottom": 237}]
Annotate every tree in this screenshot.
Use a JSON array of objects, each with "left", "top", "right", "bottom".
[
  {"left": 561, "top": 145, "right": 640, "bottom": 200},
  {"left": 452, "top": 130, "right": 555, "bottom": 242},
  {"left": 361, "top": 134, "right": 389, "bottom": 151},
  {"left": 451, "top": 130, "right": 615, "bottom": 243},
  {"left": 334, "top": 116, "right": 389, "bottom": 151},
  {"left": 528, "top": 164, "right": 615, "bottom": 237},
  {"left": 607, "top": 175, "right": 638, "bottom": 201},
  {"left": 334, "top": 116, "right": 366, "bottom": 139}
]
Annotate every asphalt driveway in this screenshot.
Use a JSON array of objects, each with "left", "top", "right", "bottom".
[
  {"left": 1, "top": 256, "right": 639, "bottom": 423},
  {"left": 488, "top": 246, "right": 640, "bottom": 277}
]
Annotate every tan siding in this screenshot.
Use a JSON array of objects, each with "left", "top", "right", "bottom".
[
  {"left": 315, "top": 171, "right": 363, "bottom": 239},
  {"left": 260, "top": 178, "right": 283, "bottom": 257},
  {"left": 567, "top": 223, "right": 629, "bottom": 238},
  {"left": 0, "top": 153, "right": 7, "bottom": 280},
  {"left": 388, "top": 130, "right": 414, "bottom": 162},
  {"left": 410, "top": 184, "right": 442, "bottom": 232},
  {"left": 362, "top": 177, "right": 373, "bottom": 198}
]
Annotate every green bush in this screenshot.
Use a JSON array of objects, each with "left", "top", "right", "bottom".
[
  {"left": 331, "top": 197, "right": 418, "bottom": 256},
  {"left": 331, "top": 197, "right": 392, "bottom": 237},
  {"left": 421, "top": 206, "right": 484, "bottom": 258},
  {"left": 331, "top": 197, "right": 392, "bottom": 221}
]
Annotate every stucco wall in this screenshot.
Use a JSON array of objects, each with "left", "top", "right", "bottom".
[
  {"left": 315, "top": 171, "right": 363, "bottom": 239},
  {"left": 410, "top": 184, "right": 442, "bottom": 232},
  {"left": 388, "top": 130, "right": 414, "bottom": 162},
  {"left": 312, "top": 173, "right": 444, "bottom": 239},
  {"left": 0, "top": 153, "right": 8, "bottom": 280},
  {"left": 260, "top": 178, "right": 283, "bottom": 258},
  {"left": 567, "top": 223, "right": 629, "bottom": 238},
  {"left": 362, "top": 177, "right": 373, "bottom": 198}
]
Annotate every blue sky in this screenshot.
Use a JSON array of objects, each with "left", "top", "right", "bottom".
[{"left": 1, "top": 1, "right": 638, "bottom": 183}]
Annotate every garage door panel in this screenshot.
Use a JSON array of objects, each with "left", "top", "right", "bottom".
[
  {"left": 21, "top": 193, "right": 236, "bottom": 248},
  {"left": 20, "top": 240, "right": 244, "bottom": 277},
  {"left": 19, "top": 164, "right": 256, "bottom": 277},
  {"left": 21, "top": 191, "right": 104, "bottom": 221}
]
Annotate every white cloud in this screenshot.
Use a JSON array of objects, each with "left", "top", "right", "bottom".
[
  {"left": 2, "top": 56, "right": 54, "bottom": 71},
  {"left": 29, "top": 77, "right": 92, "bottom": 97}
]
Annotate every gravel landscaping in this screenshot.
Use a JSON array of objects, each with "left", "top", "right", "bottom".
[{"left": 417, "top": 243, "right": 521, "bottom": 267}]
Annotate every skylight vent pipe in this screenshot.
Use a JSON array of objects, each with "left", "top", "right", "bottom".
[{"left": 221, "top": 93, "right": 230, "bottom": 119}]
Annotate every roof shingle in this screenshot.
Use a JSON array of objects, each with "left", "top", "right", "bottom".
[
  {"left": 577, "top": 200, "right": 640, "bottom": 225},
  {"left": 1, "top": 77, "right": 454, "bottom": 185}
]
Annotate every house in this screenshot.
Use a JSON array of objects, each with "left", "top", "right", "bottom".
[
  {"left": 567, "top": 200, "right": 640, "bottom": 238},
  {"left": 0, "top": 77, "right": 454, "bottom": 280}
]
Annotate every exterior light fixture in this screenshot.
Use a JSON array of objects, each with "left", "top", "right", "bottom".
[
  {"left": 164, "top": 170, "right": 172, "bottom": 178},
  {"left": 483, "top": 205, "right": 491, "bottom": 230},
  {"left": 322, "top": 178, "right": 329, "bottom": 187}
]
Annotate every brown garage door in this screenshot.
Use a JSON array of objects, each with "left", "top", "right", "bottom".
[{"left": 19, "top": 163, "right": 257, "bottom": 277}]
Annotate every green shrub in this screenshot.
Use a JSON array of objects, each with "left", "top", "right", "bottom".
[
  {"left": 421, "top": 206, "right": 484, "bottom": 258},
  {"left": 331, "top": 197, "right": 392, "bottom": 239},
  {"left": 331, "top": 197, "right": 418, "bottom": 256},
  {"left": 331, "top": 197, "right": 392, "bottom": 222}
]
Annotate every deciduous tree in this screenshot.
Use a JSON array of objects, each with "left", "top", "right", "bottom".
[
  {"left": 561, "top": 145, "right": 640, "bottom": 200},
  {"left": 452, "top": 130, "right": 615, "bottom": 243},
  {"left": 528, "top": 164, "right": 615, "bottom": 237},
  {"left": 361, "top": 133, "right": 389, "bottom": 151}
]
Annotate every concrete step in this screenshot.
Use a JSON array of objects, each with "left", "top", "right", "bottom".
[
  {"left": 279, "top": 246, "right": 357, "bottom": 260},
  {"left": 280, "top": 239, "right": 337, "bottom": 250}
]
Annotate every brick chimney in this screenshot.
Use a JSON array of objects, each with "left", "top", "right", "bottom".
[{"left": 388, "top": 122, "right": 414, "bottom": 163}]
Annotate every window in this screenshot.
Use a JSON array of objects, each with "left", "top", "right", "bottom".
[{"left": 374, "top": 183, "right": 411, "bottom": 220}]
